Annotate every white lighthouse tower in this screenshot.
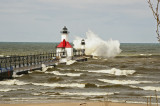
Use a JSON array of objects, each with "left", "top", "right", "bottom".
[
  {"left": 81, "top": 39, "right": 85, "bottom": 55},
  {"left": 56, "top": 26, "right": 73, "bottom": 61},
  {"left": 60, "top": 26, "right": 69, "bottom": 42}
]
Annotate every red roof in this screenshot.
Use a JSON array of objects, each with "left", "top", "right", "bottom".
[{"left": 57, "top": 39, "right": 72, "bottom": 48}]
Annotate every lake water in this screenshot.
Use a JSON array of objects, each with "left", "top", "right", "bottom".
[{"left": 0, "top": 42, "right": 160, "bottom": 104}]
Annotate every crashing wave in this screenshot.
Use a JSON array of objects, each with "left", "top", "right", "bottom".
[
  {"left": 0, "top": 79, "right": 28, "bottom": 86},
  {"left": 73, "top": 30, "right": 121, "bottom": 58},
  {"left": 0, "top": 88, "right": 16, "bottom": 92},
  {"left": 66, "top": 60, "right": 76, "bottom": 65},
  {"left": 46, "top": 71, "right": 82, "bottom": 77},
  {"left": 32, "top": 82, "right": 85, "bottom": 88},
  {"left": 98, "top": 79, "right": 153, "bottom": 85},
  {"left": 60, "top": 92, "right": 114, "bottom": 96},
  {"left": 87, "top": 68, "right": 136, "bottom": 76},
  {"left": 139, "top": 86, "right": 160, "bottom": 91}
]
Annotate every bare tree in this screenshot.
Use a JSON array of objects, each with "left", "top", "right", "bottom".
[{"left": 148, "top": 0, "right": 160, "bottom": 42}]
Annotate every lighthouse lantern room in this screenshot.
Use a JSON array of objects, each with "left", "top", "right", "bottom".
[
  {"left": 56, "top": 26, "right": 73, "bottom": 59},
  {"left": 60, "top": 26, "right": 69, "bottom": 42}
]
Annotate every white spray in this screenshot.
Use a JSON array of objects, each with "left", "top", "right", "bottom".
[{"left": 73, "top": 30, "right": 121, "bottom": 58}]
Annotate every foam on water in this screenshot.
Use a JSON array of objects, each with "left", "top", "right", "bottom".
[
  {"left": 93, "top": 57, "right": 99, "bottom": 59},
  {"left": 66, "top": 60, "right": 76, "bottom": 65},
  {"left": 42, "top": 64, "right": 48, "bottom": 72},
  {"left": 144, "top": 95, "right": 160, "bottom": 98},
  {"left": 88, "top": 68, "right": 135, "bottom": 76},
  {"left": 140, "top": 54, "right": 152, "bottom": 56},
  {"left": 126, "top": 101, "right": 146, "bottom": 104},
  {"left": 98, "top": 79, "right": 153, "bottom": 85},
  {"left": 32, "top": 83, "right": 85, "bottom": 88},
  {"left": 28, "top": 71, "right": 33, "bottom": 73},
  {"left": 13, "top": 73, "right": 24, "bottom": 78},
  {"left": 34, "top": 64, "right": 53, "bottom": 73},
  {"left": 46, "top": 71, "right": 82, "bottom": 77},
  {"left": 0, "top": 79, "right": 28, "bottom": 85},
  {"left": 0, "top": 55, "right": 4, "bottom": 57},
  {"left": 32, "top": 93, "right": 41, "bottom": 96},
  {"left": 73, "top": 30, "right": 121, "bottom": 57},
  {"left": 60, "top": 92, "right": 114, "bottom": 96},
  {"left": 57, "top": 68, "right": 65, "bottom": 71},
  {"left": 0, "top": 88, "right": 16, "bottom": 92},
  {"left": 139, "top": 86, "right": 160, "bottom": 91}
]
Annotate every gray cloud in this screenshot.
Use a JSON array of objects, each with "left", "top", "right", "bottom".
[{"left": 0, "top": 0, "right": 157, "bottom": 43}]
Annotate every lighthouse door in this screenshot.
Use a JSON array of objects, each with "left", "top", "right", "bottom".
[{"left": 61, "top": 48, "right": 67, "bottom": 58}]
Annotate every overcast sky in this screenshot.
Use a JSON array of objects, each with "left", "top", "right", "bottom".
[{"left": 0, "top": 0, "right": 158, "bottom": 43}]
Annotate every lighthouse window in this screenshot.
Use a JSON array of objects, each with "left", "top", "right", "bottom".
[{"left": 63, "top": 31, "right": 68, "bottom": 34}]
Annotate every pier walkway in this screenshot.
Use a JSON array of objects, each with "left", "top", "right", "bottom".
[
  {"left": 0, "top": 52, "right": 57, "bottom": 75},
  {"left": 0, "top": 50, "right": 85, "bottom": 79}
]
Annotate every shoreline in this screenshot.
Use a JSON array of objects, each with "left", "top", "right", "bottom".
[{"left": 0, "top": 102, "right": 150, "bottom": 106}]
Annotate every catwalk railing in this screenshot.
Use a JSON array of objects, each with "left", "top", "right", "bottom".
[{"left": 0, "top": 49, "right": 84, "bottom": 73}]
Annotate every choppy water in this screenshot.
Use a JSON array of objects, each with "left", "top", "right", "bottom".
[{"left": 0, "top": 42, "right": 160, "bottom": 104}]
